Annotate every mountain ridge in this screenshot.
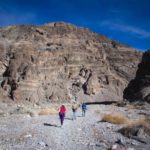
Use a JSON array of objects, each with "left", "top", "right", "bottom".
[{"left": 0, "top": 22, "right": 134, "bottom": 47}]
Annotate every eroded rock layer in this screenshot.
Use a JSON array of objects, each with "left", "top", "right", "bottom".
[{"left": 0, "top": 22, "right": 142, "bottom": 103}]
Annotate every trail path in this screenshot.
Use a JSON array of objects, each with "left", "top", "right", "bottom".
[{"left": 0, "top": 105, "right": 149, "bottom": 150}]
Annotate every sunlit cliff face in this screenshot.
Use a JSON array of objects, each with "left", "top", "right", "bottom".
[{"left": 0, "top": 22, "right": 142, "bottom": 103}]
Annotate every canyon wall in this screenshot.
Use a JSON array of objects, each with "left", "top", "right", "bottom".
[{"left": 0, "top": 22, "right": 142, "bottom": 103}]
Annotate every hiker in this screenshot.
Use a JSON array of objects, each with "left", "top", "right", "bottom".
[
  {"left": 72, "top": 101, "right": 78, "bottom": 120},
  {"left": 59, "top": 105, "right": 66, "bottom": 127},
  {"left": 82, "top": 102, "right": 87, "bottom": 117},
  {"left": 75, "top": 96, "right": 78, "bottom": 101}
]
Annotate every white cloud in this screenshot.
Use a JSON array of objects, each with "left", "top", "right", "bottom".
[{"left": 100, "top": 20, "right": 150, "bottom": 39}]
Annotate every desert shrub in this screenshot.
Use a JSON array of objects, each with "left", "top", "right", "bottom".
[
  {"left": 38, "top": 108, "right": 58, "bottom": 116},
  {"left": 101, "top": 114, "right": 129, "bottom": 124},
  {"left": 145, "top": 116, "right": 150, "bottom": 126},
  {"left": 119, "top": 124, "right": 150, "bottom": 138},
  {"left": 119, "top": 115, "right": 150, "bottom": 138}
]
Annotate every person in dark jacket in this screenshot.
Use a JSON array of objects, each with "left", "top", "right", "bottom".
[
  {"left": 59, "top": 105, "right": 66, "bottom": 127},
  {"left": 82, "top": 102, "right": 87, "bottom": 117}
]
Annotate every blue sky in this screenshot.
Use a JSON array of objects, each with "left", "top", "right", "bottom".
[{"left": 0, "top": 0, "right": 149, "bottom": 51}]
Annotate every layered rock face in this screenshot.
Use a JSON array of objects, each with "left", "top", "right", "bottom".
[
  {"left": 0, "top": 22, "right": 142, "bottom": 103},
  {"left": 124, "top": 50, "right": 150, "bottom": 103}
]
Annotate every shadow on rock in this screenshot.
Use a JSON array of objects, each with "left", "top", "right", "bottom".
[{"left": 86, "top": 101, "right": 118, "bottom": 105}]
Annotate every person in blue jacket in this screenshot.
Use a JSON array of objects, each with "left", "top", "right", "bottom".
[{"left": 82, "top": 102, "right": 87, "bottom": 117}]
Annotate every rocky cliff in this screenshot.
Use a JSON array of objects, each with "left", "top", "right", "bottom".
[
  {"left": 124, "top": 50, "right": 150, "bottom": 103},
  {"left": 0, "top": 22, "right": 142, "bottom": 103}
]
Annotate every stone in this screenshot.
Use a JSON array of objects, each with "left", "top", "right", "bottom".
[
  {"left": 23, "top": 134, "right": 32, "bottom": 138},
  {"left": 38, "top": 141, "right": 48, "bottom": 147},
  {"left": 112, "top": 144, "right": 118, "bottom": 150}
]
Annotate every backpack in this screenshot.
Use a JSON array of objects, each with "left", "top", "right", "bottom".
[
  {"left": 82, "top": 103, "right": 87, "bottom": 110},
  {"left": 72, "top": 103, "right": 77, "bottom": 111}
]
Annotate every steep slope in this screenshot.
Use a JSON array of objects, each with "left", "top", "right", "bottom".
[
  {"left": 0, "top": 22, "right": 142, "bottom": 103},
  {"left": 124, "top": 50, "right": 150, "bottom": 103}
]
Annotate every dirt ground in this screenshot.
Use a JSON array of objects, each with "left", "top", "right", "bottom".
[{"left": 0, "top": 104, "right": 150, "bottom": 150}]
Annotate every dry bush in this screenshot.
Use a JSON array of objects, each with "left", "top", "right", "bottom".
[
  {"left": 129, "top": 116, "right": 150, "bottom": 127},
  {"left": 102, "top": 114, "right": 150, "bottom": 126},
  {"left": 38, "top": 108, "right": 58, "bottom": 116},
  {"left": 145, "top": 116, "right": 150, "bottom": 126},
  {"left": 119, "top": 124, "right": 150, "bottom": 138},
  {"left": 101, "top": 113, "right": 130, "bottom": 124},
  {"left": 119, "top": 116, "right": 150, "bottom": 138},
  {"left": 119, "top": 125, "right": 143, "bottom": 138},
  {"left": 126, "top": 102, "right": 149, "bottom": 110},
  {"left": 101, "top": 113, "right": 150, "bottom": 138},
  {"left": 28, "top": 111, "right": 38, "bottom": 117}
]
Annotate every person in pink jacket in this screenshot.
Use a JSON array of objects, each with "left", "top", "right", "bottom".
[{"left": 59, "top": 105, "right": 66, "bottom": 127}]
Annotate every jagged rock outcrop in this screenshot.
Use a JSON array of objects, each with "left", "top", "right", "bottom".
[
  {"left": 124, "top": 50, "right": 150, "bottom": 103},
  {"left": 0, "top": 22, "right": 142, "bottom": 103}
]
